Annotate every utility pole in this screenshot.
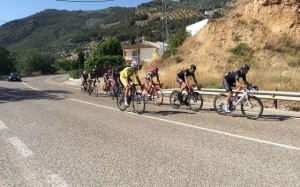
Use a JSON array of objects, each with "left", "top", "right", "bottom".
[{"left": 161, "top": 0, "right": 169, "bottom": 53}]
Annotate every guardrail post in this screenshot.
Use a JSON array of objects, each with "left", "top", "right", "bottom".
[{"left": 273, "top": 89, "right": 278, "bottom": 109}]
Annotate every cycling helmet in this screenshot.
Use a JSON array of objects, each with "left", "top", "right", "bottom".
[
  {"left": 190, "top": 64, "right": 197, "bottom": 70},
  {"left": 241, "top": 64, "right": 250, "bottom": 73},
  {"left": 83, "top": 71, "right": 87, "bottom": 75},
  {"left": 131, "top": 60, "right": 139, "bottom": 71},
  {"left": 152, "top": 67, "right": 159, "bottom": 72}
]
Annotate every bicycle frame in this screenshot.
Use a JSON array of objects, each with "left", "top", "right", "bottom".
[{"left": 231, "top": 88, "right": 257, "bottom": 109}]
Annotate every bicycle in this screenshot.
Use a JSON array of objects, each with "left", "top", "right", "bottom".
[
  {"left": 169, "top": 85, "right": 203, "bottom": 112},
  {"left": 81, "top": 81, "right": 88, "bottom": 94},
  {"left": 117, "top": 84, "right": 146, "bottom": 114},
  {"left": 213, "top": 86, "right": 264, "bottom": 119},
  {"left": 87, "top": 79, "right": 100, "bottom": 97},
  {"left": 110, "top": 83, "right": 124, "bottom": 100},
  {"left": 143, "top": 83, "right": 164, "bottom": 106}
]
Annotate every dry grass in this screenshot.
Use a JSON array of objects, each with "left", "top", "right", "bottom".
[{"left": 140, "top": 59, "right": 300, "bottom": 92}]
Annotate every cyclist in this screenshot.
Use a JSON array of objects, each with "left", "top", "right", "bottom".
[
  {"left": 120, "top": 61, "right": 142, "bottom": 107},
  {"left": 81, "top": 71, "right": 88, "bottom": 85},
  {"left": 112, "top": 68, "right": 121, "bottom": 87},
  {"left": 88, "top": 68, "right": 97, "bottom": 86},
  {"left": 223, "top": 64, "right": 252, "bottom": 113},
  {"left": 145, "top": 67, "right": 161, "bottom": 97},
  {"left": 176, "top": 64, "right": 201, "bottom": 104},
  {"left": 103, "top": 69, "right": 113, "bottom": 91}
]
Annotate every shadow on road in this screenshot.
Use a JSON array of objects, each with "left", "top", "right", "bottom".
[
  {"left": 0, "top": 87, "right": 70, "bottom": 103},
  {"left": 259, "top": 115, "right": 300, "bottom": 121},
  {"left": 145, "top": 110, "right": 197, "bottom": 116}
]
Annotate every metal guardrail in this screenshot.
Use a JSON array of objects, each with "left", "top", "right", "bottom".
[{"left": 162, "top": 88, "right": 300, "bottom": 102}]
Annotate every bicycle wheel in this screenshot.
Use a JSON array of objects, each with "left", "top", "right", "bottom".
[
  {"left": 153, "top": 89, "right": 164, "bottom": 106},
  {"left": 93, "top": 85, "right": 99, "bottom": 97},
  {"left": 132, "top": 92, "right": 145, "bottom": 114},
  {"left": 87, "top": 84, "right": 93, "bottom": 96},
  {"left": 213, "top": 94, "right": 227, "bottom": 115},
  {"left": 169, "top": 91, "right": 181, "bottom": 109},
  {"left": 188, "top": 92, "right": 203, "bottom": 112},
  {"left": 81, "top": 84, "right": 86, "bottom": 94},
  {"left": 116, "top": 93, "right": 127, "bottom": 111},
  {"left": 241, "top": 96, "right": 264, "bottom": 119}
]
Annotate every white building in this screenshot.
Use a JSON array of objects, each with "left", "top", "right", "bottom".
[
  {"left": 122, "top": 41, "right": 167, "bottom": 63},
  {"left": 186, "top": 19, "right": 209, "bottom": 36}
]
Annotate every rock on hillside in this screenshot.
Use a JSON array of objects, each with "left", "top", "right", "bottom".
[{"left": 244, "top": 0, "right": 300, "bottom": 39}]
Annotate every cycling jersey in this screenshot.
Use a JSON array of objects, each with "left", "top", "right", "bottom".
[
  {"left": 223, "top": 70, "right": 247, "bottom": 92},
  {"left": 145, "top": 70, "right": 159, "bottom": 82},
  {"left": 177, "top": 69, "right": 194, "bottom": 80},
  {"left": 224, "top": 70, "right": 247, "bottom": 85},
  {"left": 82, "top": 74, "right": 88, "bottom": 81},
  {"left": 120, "top": 67, "right": 136, "bottom": 79},
  {"left": 103, "top": 73, "right": 112, "bottom": 81}
]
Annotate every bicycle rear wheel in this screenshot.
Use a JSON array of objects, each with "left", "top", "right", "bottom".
[
  {"left": 213, "top": 94, "right": 227, "bottom": 115},
  {"left": 188, "top": 92, "right": 203, "bottom": 112},
  {"left": 132, "top": 92, "right": 145, "bottom": 114},
  {"left": 116, "top": 94, "right": 127, "bottom": 111},
  {"left": 153, "top": 89, "right": 163, "bottom": 106},
  {"left": 93, "top": 85, "right": 99, "bottom": 97},
  {"left": 169, "top": 91, "right": 181, "bottom": 109},
  {"left": 241, "top": 96, "right": 264, "bottom": 119}
]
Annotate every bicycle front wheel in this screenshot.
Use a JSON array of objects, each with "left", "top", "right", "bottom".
[
  {"left": 213, "top": 94, "right": 227, "bottom": 115},
  {"left": 132, "top": 93, "right": 145, "bottom": 114},
  {"left": 169, "top": 91, "right": 181, "bottom": 109},
  {"left": 116, "top": 94, "right": 127, "bottom": 111},
  {"left": 153, "top": 89, "right": 163, "bottom": 106},
  {"left": 81, "top": 84, "right": 86, "bottom": 94},
  {"left": 241, "top": 96, "right": 264, "bottom": 119},
  {"left": 188, "top": 92, "right": 203, "bottom": 112}
]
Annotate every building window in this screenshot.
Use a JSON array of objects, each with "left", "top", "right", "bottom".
[{"left": 132, "top": 50, "right": 138, "bottom": 57}]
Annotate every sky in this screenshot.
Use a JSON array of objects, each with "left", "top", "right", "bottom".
[{"left": 0, "top": 0, "right": 152, "bottom": 25}]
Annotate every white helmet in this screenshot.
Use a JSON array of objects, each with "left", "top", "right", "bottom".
[
  {"left": 131, "top": 60, "right": 139, "bottom": 71},
  {"left": 83, "top": 71, "right": 87, "bottom": 75}
]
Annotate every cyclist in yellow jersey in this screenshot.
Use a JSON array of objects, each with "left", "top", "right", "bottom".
[{"left": 120, "top": 60, "right": 142, "bottom": 106}]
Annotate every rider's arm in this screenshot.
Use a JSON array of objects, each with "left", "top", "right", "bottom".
[
  {"left": 192, "top": 74, "right": 199, "bottom": 86},
  {"left": 156, "top": 74, "right": 160, "bottom": 84},
  {"left": 184, "top": 75, "right": 190, "bottom": 88},
  {"left": 135, "top": 75, "right": 142, "bottom": 87},
  {"left": 242, "top": 75, "right": 252, "bottom": 87}
]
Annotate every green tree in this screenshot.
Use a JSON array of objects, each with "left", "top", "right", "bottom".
[
  {"left": 77, "top": 50, "right": 85, "bottom": 69},
  {"left": 0, "top": 46, "right": 15, "bottom": 75},
  {"left": 169, "top": 30, "right": 189, "bottom": 55},
  {"left": 18, "top": 51, "right": 56, "bottom": 74},
  {"left": 94, "top": 37, "right": 122, "bottom": 56}
]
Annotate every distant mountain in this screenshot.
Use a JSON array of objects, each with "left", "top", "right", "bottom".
[{"left": 0, "top": 0, "right": 228, "bottom": 58}]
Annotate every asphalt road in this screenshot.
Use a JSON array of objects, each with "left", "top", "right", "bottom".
[{"left": 0, "top": 75, "right": 299, "bottom": 186}]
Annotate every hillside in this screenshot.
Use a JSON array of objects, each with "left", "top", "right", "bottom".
[
  {"left": 0, "top": 0, "right": 216, "bottom": 58},
  {"left": 155, "top": 0, "right": 300, "bottom": 91}
]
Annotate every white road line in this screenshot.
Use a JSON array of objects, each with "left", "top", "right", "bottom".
[
  {"left": 0, "top": 120, "right": 8, "bottom": 130},
  {"left": 7, "top": 137, "right": 34, "bottom": 157},
  {"left": 46, "top": 174, "right": 68, "bottom": 187},
  {"left": 22, "top": 82, "right": 39, "bottom": 91},
  {"left": 68, "top": 98, "right": 300, "bottom": 151}
]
